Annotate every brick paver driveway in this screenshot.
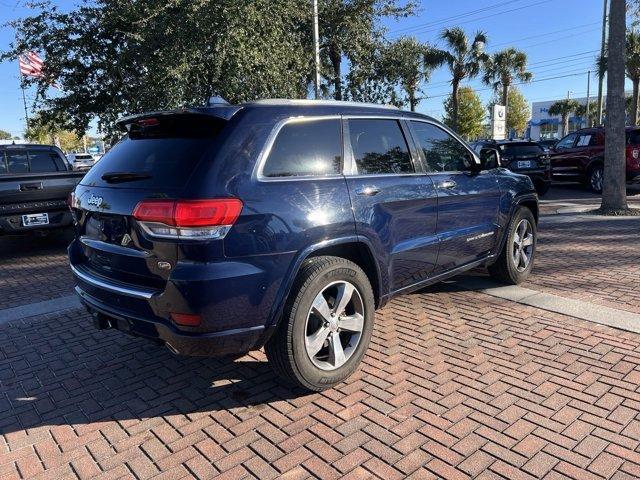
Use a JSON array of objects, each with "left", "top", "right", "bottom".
[{"left": 1, "top": 186, "right": 640, "bottom": 479}]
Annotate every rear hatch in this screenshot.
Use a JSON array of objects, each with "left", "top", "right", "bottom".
[
  {"left": 72, "top": 112, "right": 230, "bottom": 289},
  {"left": 498, "top": 143, "right": 548, "bottom": 170}
]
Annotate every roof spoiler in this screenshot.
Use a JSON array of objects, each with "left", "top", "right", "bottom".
[{"left": 116, "top": 107, "right": 242, "bottom": 132}]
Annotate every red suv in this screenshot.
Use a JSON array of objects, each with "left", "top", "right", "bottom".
[{"left": 548, "top": 127, "right": 640, "bottom": 192}]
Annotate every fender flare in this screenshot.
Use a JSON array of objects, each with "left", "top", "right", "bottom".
[
  {"left": 261, "top": 235, "right": 383, "bottom": 338},
  {"left": 492, "top": 192, "right": 539, "bottom": 261}
]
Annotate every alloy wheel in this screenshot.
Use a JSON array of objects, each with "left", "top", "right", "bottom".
[
  {"left": 304, "top": 281, "right": 365, "bottom": 371},
  {"left": 512, "top": 219, "right": 534, "bottom": 272},
  {"left": 591, "top": 167, "right": 603, "bottom": 192}
]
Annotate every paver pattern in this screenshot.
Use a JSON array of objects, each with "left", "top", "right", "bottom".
[{"left": 1, "top": 186, "right": 640, "bottom": 479}]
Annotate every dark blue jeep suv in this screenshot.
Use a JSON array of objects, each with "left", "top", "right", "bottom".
[{"left": 68, "top": 99, "right": 538, "bottom": 391}]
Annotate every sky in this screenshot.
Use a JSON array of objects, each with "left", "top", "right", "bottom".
[{"left": 0, "top": 0, "right": 606, "bottom": 138}]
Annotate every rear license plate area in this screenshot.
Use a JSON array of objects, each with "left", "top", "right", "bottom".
[{"left": 22, "top": 213, "right": 49, "bottom": 226}]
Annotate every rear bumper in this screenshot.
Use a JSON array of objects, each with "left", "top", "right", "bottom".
[
  {"left": 76, "top": 286, "right": 266, "bottom": 356},
  {"left": 515, "top": 169, "right": 551, "bottom": 185},
  {"left": 0, "top": 207, "right": 72, "bottom": 234}
]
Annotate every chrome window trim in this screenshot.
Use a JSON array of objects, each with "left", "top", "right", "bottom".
[
  {"left": 407, "top": 118, "right": 482, "bottom": 174},
  {"left": 254, "top": 115, "right": 344, "bottom": 182},
  {"left": 342, "top": 115, "right": 420, "bottom": 176},
  {"left": 70, "top": 263, "right": 156, "bottom": 299}
]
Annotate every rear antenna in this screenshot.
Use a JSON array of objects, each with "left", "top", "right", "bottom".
[{"left": 206, "top": 95, "right": 230, "bottom": 107}]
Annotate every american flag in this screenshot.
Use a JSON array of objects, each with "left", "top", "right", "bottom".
[{"left": 19, "top": 51, "right": 44, "bottom": 78}]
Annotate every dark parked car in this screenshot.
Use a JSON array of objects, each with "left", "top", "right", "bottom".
[
  {"left": 0, "top": 144, "right": 83, "bottom": 234},
  {"left": 68, "top": 100, "right": 539, "bottom": 390},
  {"left": 537, "top": 138, "right": 558, "bottom": 152},
  {"left": 471, "top": 140, "right": 551, "bottom": 195},
  {"left": 548, "top": 126, "right": 640, "bottom": 192}
]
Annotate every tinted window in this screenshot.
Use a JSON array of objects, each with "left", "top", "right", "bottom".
[
  {"left": 0, "top": 153, "right": 7, "bottom": 174},
  {"left": 5, "top": 151, "right": 29, "bottom": 173},
  {"left": 499, "top": 144, "right": 544, "bottom": 157},
  {"left": 28, "top": 150, "right": 61, "bottom": 173},
  {"left": 555, "top": 133, "right": 577, "bottom": 150},
  {"left": 263, "top": 119, "right": 342, "bottom": 177},
  {"left": 81, "top": 115, "right": 225, "bottom": 188},
  {"left": 348, "top": 119, "right": 413, "bottom": 174},
  {"left": 628, "top": 130, "right": 640, "bottom": 145},
  {"left": 410, "top": 121, "right": 475, "bottom": 172}
]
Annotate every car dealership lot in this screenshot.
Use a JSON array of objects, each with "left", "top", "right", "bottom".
[{"left": 1, "top": 186, "right": 640, "bottom": 479}]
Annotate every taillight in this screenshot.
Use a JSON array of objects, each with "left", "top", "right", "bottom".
[
  {"left": 633, "top": 149, "right": 639, "bottom": 159},
  {"left": 66, "top": 191, "right": 75, "bottom": 209},
  {"left": 132, "top": 198, "right": 242, "bottom": 240},
  {"left": 170, "top": 312, "right": 202, "bottom": 326}
]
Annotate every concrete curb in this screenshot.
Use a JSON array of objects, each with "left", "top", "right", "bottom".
[{"left": 0, "top": 295, "right": 82, "bottom": 325}]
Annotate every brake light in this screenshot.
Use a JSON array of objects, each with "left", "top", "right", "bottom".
[
  {"left": 137, "top": 118, "right": 160, "bottom": 127},
  {"left": 133, "top": 198, "right": 242, "bottom": 240},
  {"left": 633, "top": 149, "right": 639, "bottom": 159}
]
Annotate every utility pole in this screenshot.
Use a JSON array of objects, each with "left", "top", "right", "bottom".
[
  {"left": 19, "top": 71, "right": 30, "bottom": 136},
  {"left": 596, "top": 0, "right": 608, "bottom": 125},
  {"left": 586, "top": 71, "right": 591, "bottom": 127},
  {"left": 312, "top": 0, "right": 321, "bottom": 99}
]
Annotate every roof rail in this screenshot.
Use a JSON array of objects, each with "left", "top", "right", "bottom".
[{"left": 246, "top": 98, "right": 400, "bottom": 110}]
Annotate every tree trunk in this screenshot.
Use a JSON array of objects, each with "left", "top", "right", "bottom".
[
  {"left": 562, "top": 113, "right": 569, "bottom": 137},
  {"left": 329, "top": 45, "right": 342, "bottom": 101},
  {"left": 502, "top": 83, "right": 510, "bottom": 137},
  {"left": 632, "top": 78, "right": 639, "bottom": 125},
  {"left": 601, "top": 0, "right": 628, "bottom": 212},
  {"left": 451, "top": 78, "right": 460, "bottom": 132},
  {"left": 408, "top": 84, "right": 416, "bottom": 112}
]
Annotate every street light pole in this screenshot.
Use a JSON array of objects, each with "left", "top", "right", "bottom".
[
  {"left": 586, "top": 71, "right": 591, "bottom": 127},
  {"left": 596, "top": 0, "right": 608, "bottom": 125},
  {"left": 312, "top": 0, "right": 321, "bottom": 99}
]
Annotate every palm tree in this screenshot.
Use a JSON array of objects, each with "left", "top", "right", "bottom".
[
  {"left": 482, "top": 48, "right": 532, "bottom": 120},
  {"left": 626, "top": 30, "right": 640, "bottom": 125},
  {"left": 435, "top": 27, "right": 488, "bottom": 132},
  {"left": 600, "top": 0, "right": 628, "bottom": 213},
  {"left": 548, "top": 99, "right": 581, "bottom": 137},
  {"left": 383, "top": 38, "right": 444, "bottom": 111},
  {"left": 575, "top": 100, "right": 598, "bottom": 128}
]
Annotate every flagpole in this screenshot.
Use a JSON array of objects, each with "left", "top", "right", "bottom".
[{"left": 19, "top": 70, "right": 30, "bottom": 133}]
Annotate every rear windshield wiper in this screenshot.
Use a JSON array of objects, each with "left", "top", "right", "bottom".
[{"left": 101, "top": 172, "right": 152, "bottom": 183}]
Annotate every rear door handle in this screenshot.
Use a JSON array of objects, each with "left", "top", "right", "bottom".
[
  {"left": 439, "top": 180, "right": 457, "bottom": 190},
  {"left": 355, "top": 185, "right": 381, "bottom": 196}
]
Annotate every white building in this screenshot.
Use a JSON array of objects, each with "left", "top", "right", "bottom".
[{"left": 529, "top": 96, "right": 593, "bottom": 141}]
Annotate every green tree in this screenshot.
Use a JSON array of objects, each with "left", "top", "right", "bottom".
[
  {"left": 443, "top": 86, "right": 485, "bottom": 140},
  {"left": 0, "top": 130, "right": 11, "bottom": 140},
  {"left": 488, "top": 88, "right": 530, "bottom": 138},
  {"left": 575, "top": 100, "right": 599, "bottom": 127},
  {"left": 434, "top": 27, "right": 488, "bottom": 132},
  {"left": 319, "top": 0, "right": 416, "bottom": 100},
  {"left": 482, "top": 47, "right": 532, "bottom": 124},
  {"left": 3, "top": 0, "right": 314, "bottom": 138},
  {"left": 381, "top": 38, "right": 443, "bottom": 111},
  {"left": 626, "top": 30, "right": 640, "bottom": 125},
  {"left": 548, "top": 99, "right": 581, "bottom": 137},
  {"left": 600, "top": 0, "right": 630, "bottom": 213}
]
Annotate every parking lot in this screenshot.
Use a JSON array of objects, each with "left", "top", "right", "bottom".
[{"left": 1, "top": 186, "right": 640, "bottom": 480}]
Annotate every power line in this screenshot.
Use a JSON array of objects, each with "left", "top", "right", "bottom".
[
  {"left": 389, "top": 0, "right": 528, "bottom": 35},
  {"left": 489, "top": 22, "right": 600, "bottom": 49},
  {"left": 391, "top": 0, "right": 555, "bottom": 38}
]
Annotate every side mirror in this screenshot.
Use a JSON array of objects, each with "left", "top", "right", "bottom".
[{"left": 479, "top": 147, "right": 501, "bottom": 170}]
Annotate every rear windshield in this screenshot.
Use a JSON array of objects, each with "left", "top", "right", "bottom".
[
  {"left": 81, "top": 115, "right": 225, "bottom": 189},
  {"left": 1, "top": 149, "right": 67, "bottom": 174},
  {"left": 498, "top": 143, "right": 543, "bottom": 157}
]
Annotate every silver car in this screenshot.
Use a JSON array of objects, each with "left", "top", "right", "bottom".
[{"left": 67, "top": 153, "right": 96, "bottom": 171}]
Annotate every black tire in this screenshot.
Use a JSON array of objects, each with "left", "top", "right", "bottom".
[
  {"left": 587, "top": 164, "right": 603, "bottom": 193},
  {"left": 488, "top": 206, "right": 537, "bottom": 285},
  {"left": 265, "top": 256, "right": 375, "bottom": 391},
  {"left": 535, "top": 181, "right": 550, "bottom": 196}
]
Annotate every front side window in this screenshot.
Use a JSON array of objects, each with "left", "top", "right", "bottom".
[
  {"left": 555, "top": 133, "right": 577, "bottom": 150},
  {"left": 262, "top": 118, "right": 342, "bottom": 178},
  {"left": 410, "top": 121, "right": 475, "bottom": 172},
  {"left": 348, "top": 119, "right": 413, "bottom": 174}
]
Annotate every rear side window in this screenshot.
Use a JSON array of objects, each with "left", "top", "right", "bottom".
[
  {"left": 348, "top": 119, "right": 413, "bottom": 174},
  {"left": 410, "top": 121, "right": 475, "bottom": 172},
  {"left": 81, "top": 115, "right": 225, "bottom": 188},
  {"left": 262, "top": 119, "right": 342, "bottom": 177},
  {"left": 5, "top": 151, "right": 29, "bottom": 173},
  {"left": 28, "top": 150, "right": 63, "bottom": 173},
  {"left": 555, "top": 133, "right": 577, "bottom": 150}
]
